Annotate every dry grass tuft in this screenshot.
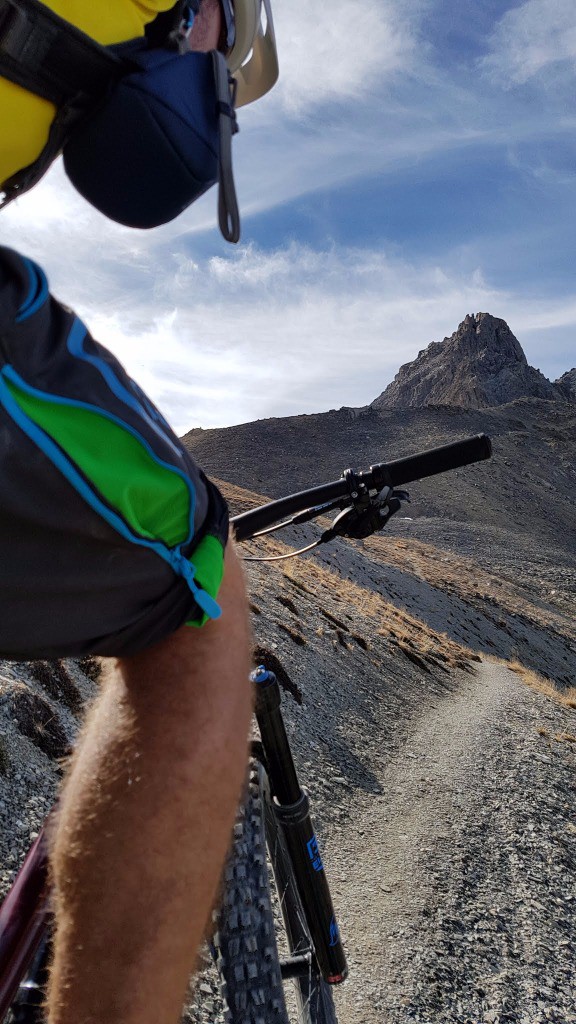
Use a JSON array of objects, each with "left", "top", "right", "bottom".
[
  {"left": 376, "top": 609, "right": 475, "bottom": 672},
  {"left": 505, "top": 659, "right": 576, "bottom": 709},
  {"left": 9, "top": 684, "right": 71, "bottom": 760}
]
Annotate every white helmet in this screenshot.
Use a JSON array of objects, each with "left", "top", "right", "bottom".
[{"left": 226, "top": 0, "right": 279, "bottom": 107}]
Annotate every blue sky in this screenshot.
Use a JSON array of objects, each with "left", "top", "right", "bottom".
[{"left": 2, "top": 0, "right": 575, "bottom": 430}]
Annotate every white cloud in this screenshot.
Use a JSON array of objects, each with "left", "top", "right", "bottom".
[
  {"left": 267, "top": 0, "right": 418, "bottom": 115},
  {"left": 481, "top": 0, "right": 576, "bottom": 85}
]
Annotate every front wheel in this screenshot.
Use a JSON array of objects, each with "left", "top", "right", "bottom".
[{"left": 213, "top": 761, "right": 338, "bottom": 1024}]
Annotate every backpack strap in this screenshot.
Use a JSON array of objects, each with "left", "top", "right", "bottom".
[
  {"left": 212, "top": 50, "right": 240, "bottom": 244},
  {"left": 0, "top": 0, "right": 127, "bottom": 209},
  {"left": 0, "top": 0, "right": 122, "bottom": 105}
]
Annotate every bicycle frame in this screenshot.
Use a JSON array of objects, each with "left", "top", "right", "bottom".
[{"left": 0, "top": 831, "right": 51, "bottom": 1019}]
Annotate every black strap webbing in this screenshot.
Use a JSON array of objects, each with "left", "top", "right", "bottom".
[
  {"left": 0, "top": 0, "right": 121, "bottom": 105},
  {"left": 212, "top": 51, "right": 240, "bottom": 243}
]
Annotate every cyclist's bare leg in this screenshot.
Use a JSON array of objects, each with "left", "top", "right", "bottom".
[{"left": 46, "top": 544, "right": 252, "bottom": 1024}]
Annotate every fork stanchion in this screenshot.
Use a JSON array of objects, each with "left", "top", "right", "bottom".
[{"left": 252, "top": 667, "right": 348, "bottom": 984}]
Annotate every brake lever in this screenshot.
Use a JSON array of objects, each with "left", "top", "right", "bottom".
[{"left": 319, "top": 487, "right": 410, "bottom": 542}]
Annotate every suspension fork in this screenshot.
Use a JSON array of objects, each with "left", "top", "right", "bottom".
[{"left": 251, "top": 667, "right": 348, "bottom": 984}]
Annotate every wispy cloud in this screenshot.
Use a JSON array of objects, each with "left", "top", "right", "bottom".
[
  {"left": 481, "top": 0, "right": 576, "bottom": 86},
  {"left": 266, "top": 0, "right": 418, "bottom": 115}
]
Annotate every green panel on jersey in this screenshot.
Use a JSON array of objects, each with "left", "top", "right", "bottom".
[{"left": 5, "top": 378, "right": 191, "bottom": 547}]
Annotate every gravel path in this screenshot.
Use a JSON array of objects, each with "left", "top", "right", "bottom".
[{"left": 325, "top": 660, "right": 576, "bottom": 1024}]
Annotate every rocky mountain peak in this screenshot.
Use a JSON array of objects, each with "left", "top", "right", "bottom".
[
  {"left": 555, "top": 368, "right": 576, "bottom": 401},
  {"left": 371, "top": 313, "right": 566, "bottom": 410},
  {"left": 453, "top": 312, "right": 526, "bottom": 367}
]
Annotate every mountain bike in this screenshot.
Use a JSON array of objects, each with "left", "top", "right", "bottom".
[{"left": 0, "top": 433, "right": 492, "bottom": 1024}]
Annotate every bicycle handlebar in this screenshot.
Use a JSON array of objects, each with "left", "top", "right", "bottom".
[
  {"left": 369, "top": 433, "right": 492, "bottom": 488},
  {"left": 231, "top": 433, "right": 491, "bottom": 541}
]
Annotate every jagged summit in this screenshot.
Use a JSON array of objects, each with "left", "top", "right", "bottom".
[
  {"left": 371, "top": 313, "right": 567, "bottom": 410},
  {"left": 555, "top": 368, "right": 576, "bottom": 401}
]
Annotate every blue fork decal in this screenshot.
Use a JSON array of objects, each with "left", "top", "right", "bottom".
[{"left": 306, "top": 834, "right": 324, "bottom": 873}]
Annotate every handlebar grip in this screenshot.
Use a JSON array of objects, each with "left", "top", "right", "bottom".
[{"left": 375, "top": 433, "right": 492, "bottom": 487}]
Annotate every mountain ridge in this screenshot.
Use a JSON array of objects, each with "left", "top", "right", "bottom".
[{"left": 371, "top": 312, "right": 574, "bottom": 410}]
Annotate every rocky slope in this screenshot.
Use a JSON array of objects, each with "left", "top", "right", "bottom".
[
  {"left": 2, "top": 479, "right": 574, "bottom": 1023},
  {"left": 371, "top": 313, "right": 571, "bottom": 410}
]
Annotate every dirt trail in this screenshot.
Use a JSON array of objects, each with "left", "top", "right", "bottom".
[{"left": 326, "top": 661, "right": 576, "bottom": 1024}]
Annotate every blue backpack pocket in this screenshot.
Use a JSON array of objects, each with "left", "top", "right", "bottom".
[{"left": 63, "top": 46, "right": 235, "bottom": 231}]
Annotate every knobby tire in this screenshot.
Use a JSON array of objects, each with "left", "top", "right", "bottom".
[{"left": 213, "top": 760, "right": 338, "bottom": 1024}]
